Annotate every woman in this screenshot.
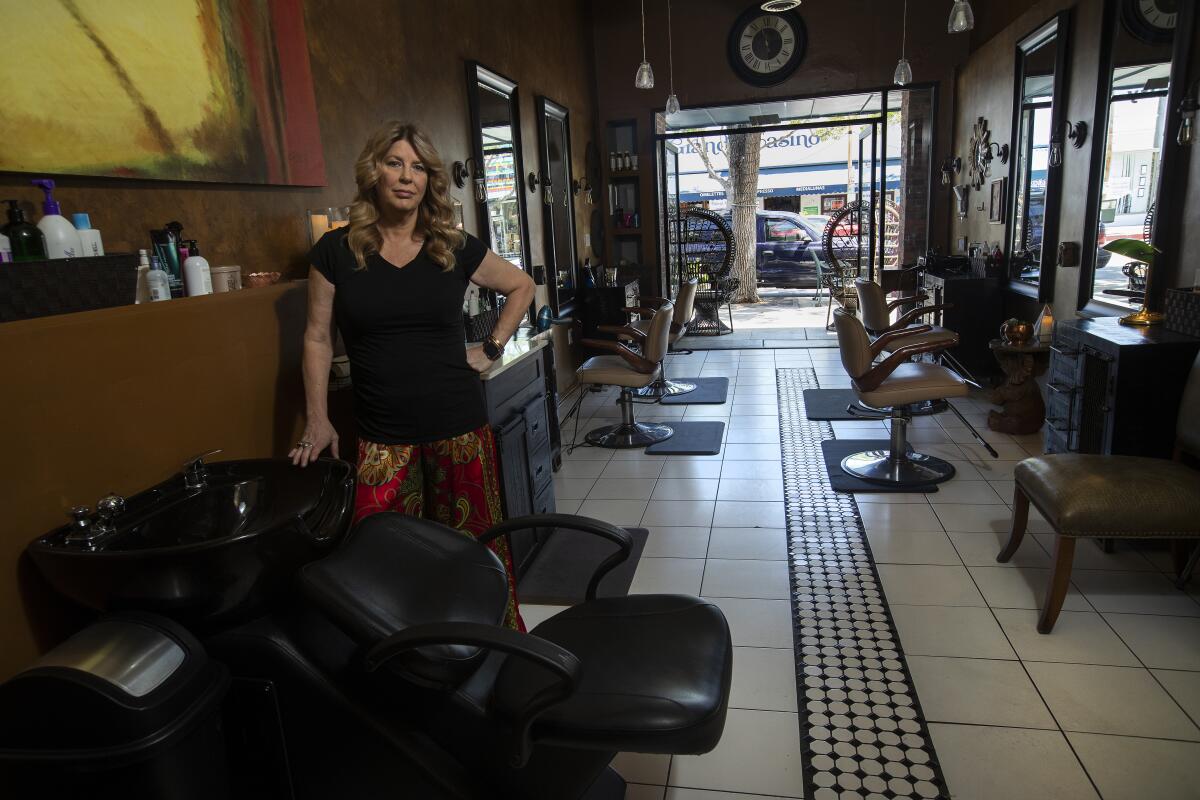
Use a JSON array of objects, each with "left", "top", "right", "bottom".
[{"left": 291, "top": 122, "right": 535, "bottom": 631}]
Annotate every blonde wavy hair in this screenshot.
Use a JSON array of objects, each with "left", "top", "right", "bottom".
[{"left": 346, "top": 121, "right": 464, "bottom": 271}]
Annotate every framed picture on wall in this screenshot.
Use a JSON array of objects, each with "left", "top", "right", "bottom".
[{"left": 989, "top": 178, "right": 1007, "bottom": 224}]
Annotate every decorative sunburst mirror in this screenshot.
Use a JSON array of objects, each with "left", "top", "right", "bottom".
[{"left": 968, "top": 117, "right": 1009, "bottom": 190}]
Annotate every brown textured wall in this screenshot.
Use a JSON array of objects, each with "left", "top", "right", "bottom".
[
  {"left": 0, "top": 0, "right": 597, "bottom": 286},
  {"left": 587, "top": 0, "right": 972, "bottom": 289},
  {"left": 0, "top": 285, "right": 312, "bottom": 679},
  {"left": 0, "top": 0, "right": 597, "bottom": 679}
]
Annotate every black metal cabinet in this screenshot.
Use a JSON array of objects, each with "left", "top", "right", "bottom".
[
  {"left": 482, "top": 347, "right": 556, "bottom": 576},
  {"left": 1044, "top": 318, "right": 1200, "bottom": 457},
  {"left": 918, "top": 271, "right": 1004, "bottom": 379},
  {"left": 577, "top": 279, "right": 640, "bottom": 344}
]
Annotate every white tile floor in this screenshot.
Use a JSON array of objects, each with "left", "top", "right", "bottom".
[{"left": 535, "top": 348, "right": 1200, "bottom": 799}]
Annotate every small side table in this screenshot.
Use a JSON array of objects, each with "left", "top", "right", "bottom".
[{"left": 987, "top": 339, "right": 1050, "bottom": 435}]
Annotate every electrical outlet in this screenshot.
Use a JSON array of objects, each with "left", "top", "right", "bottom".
[{"left": 584, "top": 233, "right": 591, "bottom": 248}]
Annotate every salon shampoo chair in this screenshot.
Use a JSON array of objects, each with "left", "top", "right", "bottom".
[{"left": 208, "top": 512, "right": 733, "bottom": 799}]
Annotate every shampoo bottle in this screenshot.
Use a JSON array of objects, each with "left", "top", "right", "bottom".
[
  {"left": 146, "top": 255, "right": 172, "bottom": 302},
  {"left": 31, "top": 179, "right": 81, "bottom": 259},
  {"left": 182, "top": 240, "right": 213, "bottom": 296},
  {"left": 134, "top": 249, "right": 151, "bottom": 303},
  {"left": 71, "top": 213, "right": 104, "bottom": 256},
  {"left": 2, "top": 200, "right": 47, "bottom": 261},
  {"left": 0, "top": 231, "right": 11, "bottom": 263}
]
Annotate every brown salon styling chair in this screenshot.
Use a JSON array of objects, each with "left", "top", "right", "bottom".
[
  {"left": 855, "top": 278, "right": 957, "bottom": 355},
  {"left": 622, "top": 278, "right": 699, "bottom": 398},
  {"left": 577, "top": 301, "right": 675, "bottom": 448},
  {"left": 998, "top": 351, "right": 1200, "bottom": 633},
  {"left": 832, "top": 307, "right": 969, "bottom": 486}
]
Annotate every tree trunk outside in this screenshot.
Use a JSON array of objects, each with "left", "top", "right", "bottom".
[{"left": 727, "top": 132, "right": 762, "bottom": 303}]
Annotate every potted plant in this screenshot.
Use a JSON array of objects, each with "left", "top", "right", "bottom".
[{"left": 1101, "top": 238, "right": 1163, "bottom": 326}]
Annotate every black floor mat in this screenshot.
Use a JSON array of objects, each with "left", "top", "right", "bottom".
[
  {"left": 660, "top": 377, "right": 730, "bottom": 405},
  {"left": 517, "top": 527, "right": 648, "bottom": 605},
  {"left": 820, "top": 438, "right": 943, "bottom": 493},
  {"left": 645, "top": 421, "right": 725, "bottom": 455},
  {"left": 803, "top": 389, "right": 869, "bottom": 420}
]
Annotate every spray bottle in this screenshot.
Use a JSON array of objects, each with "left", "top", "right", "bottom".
[{"left": 31, "top": 179, "right": 82, "bottom": 259}]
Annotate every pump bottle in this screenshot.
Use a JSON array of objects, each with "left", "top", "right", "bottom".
[
  {"left": 182, "top": 240, "right": 213, "bottom": 296},
  {"left": 31, "top": 179, "right": 81, "bottom": 259}
]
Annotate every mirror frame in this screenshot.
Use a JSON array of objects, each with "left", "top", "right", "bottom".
[
  {"left": 534, "top": 95, "right": 578, "bottom": 314},
  {"left": 1006, "top": 10, "right": 1072, "bottom": 304},
  {"left": 1077, "top": 0, "right": 1197, "bottom": 313},
  {"left": 466, "top": 61, "right": 532, "bottom": 274}
]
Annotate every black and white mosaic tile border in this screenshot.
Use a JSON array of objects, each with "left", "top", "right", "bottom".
[{"left": 778, "top": 368, "right": 950, "bottom": 800}]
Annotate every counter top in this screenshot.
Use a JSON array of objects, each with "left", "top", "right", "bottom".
[{"left": 479, "top": 332, "right": 551, "bottom": 381}]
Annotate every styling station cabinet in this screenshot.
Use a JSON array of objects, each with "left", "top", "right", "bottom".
[
  {"left": 1044, "top": 318, "right": 1200, "bottom": 457},
  {"left": 577, "top": 276, "right": 640, "bottom": 344},
  {"left": 480, "top": 337, "right": 557, "bottom": 576}
]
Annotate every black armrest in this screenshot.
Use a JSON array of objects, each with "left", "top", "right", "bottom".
[
  {"left": 479, "top": 513, "right": 633, "bottom": 601},
  {"left": 365, "top": 621, "right": 581, "bottom": 768}
]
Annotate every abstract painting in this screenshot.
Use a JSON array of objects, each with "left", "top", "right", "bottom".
[{"left": 0, "top": 0, "right": 325, "bottom": 185}]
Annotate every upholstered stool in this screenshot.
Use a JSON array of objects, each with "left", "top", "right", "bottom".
[{"left": 998, "top": 454, "right": 1200, "bottom": 633}]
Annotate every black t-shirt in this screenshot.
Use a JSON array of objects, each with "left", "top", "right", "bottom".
[{"left": 309, "top": 228, "right": 489, "bottom": 444}]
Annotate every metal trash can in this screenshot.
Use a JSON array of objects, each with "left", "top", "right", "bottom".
[{"left": 0, "top": 613, "right": 230, "bottom": 799}]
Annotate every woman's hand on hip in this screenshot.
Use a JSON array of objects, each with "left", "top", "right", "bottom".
[
  {"left": 467, "top": 345, "right": 493, "bottom": 374},
  {"left": 290, "top": 417, "right": 339, "bottom": 466}
]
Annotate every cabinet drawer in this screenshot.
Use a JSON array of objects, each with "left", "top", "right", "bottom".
[
  {"left": 521, "top": 394, "right": 550, "bottom": 454},
  {"left": 533, "top": 479, "right": 555, "bottom": 516},
  {"left": 528, "top": 439, "right": 553, "bottom": 494}
]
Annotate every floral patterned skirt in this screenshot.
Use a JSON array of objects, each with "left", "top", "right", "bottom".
[{"left": 353, "top": 424, "right": 524, "bottom": 632}]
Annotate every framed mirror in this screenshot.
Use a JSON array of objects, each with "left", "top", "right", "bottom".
[
  {"left": 466, "top": 62, "right": 530, "bottom": 273},
  {"left": 1007, "top": 11, "right": 1071, "bottom": 303},
  {"left": 534, "top": 96, "right": 578, "bottom": 313},
  {"left": 1078, "top": 0, "right": 1184, "bottom": 313}
]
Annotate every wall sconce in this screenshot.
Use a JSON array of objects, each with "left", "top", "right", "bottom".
[
  {"left": 573, "top": 178, "right": 594, "bottom": 205},
  {"left": 952, "top": 184, "right": 969, "bottom": 220},
  {"left": 1177, "top": 80, "right": 1199, "bottom": 146},
  {"left": 528, "top": 171, "right": 554, "bottom": 206},
  {"left": 452, "top": 157, "right": 473, "bottom": 189},
  {"left": 1048, "top": 121, "right": 1086, "bottom": 169},
  {"left": 939, "top": 156, "right": 962, "bottom": 186}
]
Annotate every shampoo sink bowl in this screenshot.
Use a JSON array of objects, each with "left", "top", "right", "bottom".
[{"left": 29, "top": 458, "right": 355, "bottom": 626}]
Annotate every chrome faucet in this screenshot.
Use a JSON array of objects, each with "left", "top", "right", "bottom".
[
  {"left": 182, "top": 449, "right": 223, "bottom": 490},
  {"left": 63, "top": 493, "right": 125, "bottom": 548}
]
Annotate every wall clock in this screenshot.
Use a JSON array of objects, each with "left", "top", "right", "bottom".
[
  {"left": 1121, "top": 0, "right": 1177, "bottom": 45},
  {"left": 727, "top": 5, "right": 807, "bottom": 88}
]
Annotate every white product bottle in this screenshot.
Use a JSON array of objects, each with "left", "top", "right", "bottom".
[
  {"left": 31, "top": 178, "right": 82, "bottom": 259},
  {"left": 146, "top": 255, "right": 172, "bottom": 302},
  {"left": 134, "top": 249, "right": 151, "bottom": 304},
  {"left": 71, "top": 213, "right": 104, "bottom": 256},
  {"left": 182, "top": 241, "right": 213, "bottom": 296},
  {"left": 0, "top": 231, "right": 11, "bottom": 263}
]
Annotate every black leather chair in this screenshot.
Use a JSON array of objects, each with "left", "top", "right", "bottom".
[{"left": 293, "top": 512, "right": 733, "bottom": 799}]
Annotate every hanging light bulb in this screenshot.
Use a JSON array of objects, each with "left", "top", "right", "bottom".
[
  {"left": 948, "top": 0, "right": 974, "bottom": 33},
  {"left": 665, "top": 0, "right": 679, "bottom": 116},
  {"left": 894, "top": 0, "right": 912, "bottom": 86},
  {"left": 635, "top": 0, "right": 655, "bottom": 89},
  {"left": 761, "top": 0, "right": 801, "bottom": 10}
]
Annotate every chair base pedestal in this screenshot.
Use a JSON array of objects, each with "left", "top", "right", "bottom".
[
  {"left": 586, "top": 421, "right": 674, "bottom": 449},
  {"left": 634, "top": 378, "right": 697, "bottom": 398},
  {"left": 841, "top": 450, "right": 956, "bottom": 486}
]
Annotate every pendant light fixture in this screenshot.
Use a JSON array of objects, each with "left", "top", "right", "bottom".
[
  {"left": 665, "top": 0, "right": 680, "bottom": 115},
  {"left": 635, "top": 0, "right": 655, "bottom": 89},
  {"left": 894, "top": 0, "right": 912, "bottom": 86},
  {"left": 948, "top": 0, "right": 975, "bottom": 33},
  {"left": 760, "top": 0, "right": 801, "bottom": 10}
]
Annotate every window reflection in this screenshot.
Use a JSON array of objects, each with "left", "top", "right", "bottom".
[
  {"left": 1090, "top": 63, "right": 1171, "bottom": 309},
  {"left": 1011, "top": 39, "right": 1056, "bottom": 288}
]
